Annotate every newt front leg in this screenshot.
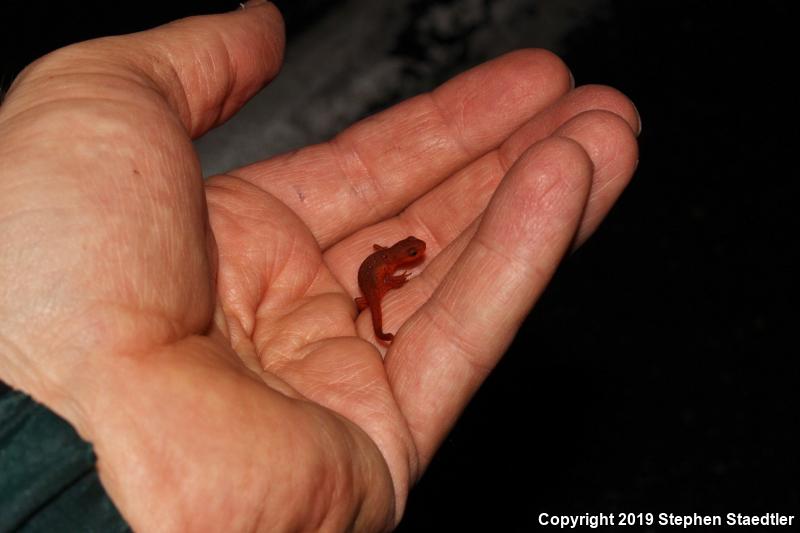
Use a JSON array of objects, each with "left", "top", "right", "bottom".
[{"left": 385, "top": 272, "right": 412, "bottom": 289}]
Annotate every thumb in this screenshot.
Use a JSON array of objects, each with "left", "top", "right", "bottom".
[{"left": 5, "top": 1, "right": 284, "bottom": 138}]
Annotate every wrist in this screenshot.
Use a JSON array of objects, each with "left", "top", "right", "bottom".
[{"left": 0, "top": 331, "right": 96, "bottom": 440}]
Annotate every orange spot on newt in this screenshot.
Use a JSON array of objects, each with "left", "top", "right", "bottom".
[{"left": 354, "top": 236, "right": 426, "bottom": 342}]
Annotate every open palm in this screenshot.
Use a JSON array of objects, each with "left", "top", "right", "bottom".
[{"left": 0, "top": 4, "right": 639, "bottom": 531}]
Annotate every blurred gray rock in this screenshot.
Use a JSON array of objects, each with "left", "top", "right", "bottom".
[{"left": 194, "top": 0, "right": 605, "bottom": 177}]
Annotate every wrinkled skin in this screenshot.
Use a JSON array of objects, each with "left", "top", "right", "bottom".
[{"left": 0, "top": 3, "right": 639, "bottom": 531}]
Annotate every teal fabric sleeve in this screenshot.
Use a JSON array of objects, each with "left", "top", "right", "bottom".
[{"left": 0, "top": 383, "right": 130, "bottom": 532}]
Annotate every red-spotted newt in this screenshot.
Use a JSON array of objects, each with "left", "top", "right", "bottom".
[{"left": 355, "top": 236, "right": 426, "bottom": 342}]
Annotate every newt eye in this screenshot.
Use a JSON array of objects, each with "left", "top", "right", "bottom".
[{"left": 408, "top": 249, "right": 417, "bottom": 256}]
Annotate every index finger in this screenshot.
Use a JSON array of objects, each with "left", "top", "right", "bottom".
[{"left": 229, "top": 50, "right": 572, "bottom": 247}]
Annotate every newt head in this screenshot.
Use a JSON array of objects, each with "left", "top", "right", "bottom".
[{"left": 390, "top": 236, "right": 426, "bottom": 266}]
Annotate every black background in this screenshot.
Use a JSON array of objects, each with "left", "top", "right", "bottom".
[{"left": 2, "top": 1, "right": 797, "bottom": 531}]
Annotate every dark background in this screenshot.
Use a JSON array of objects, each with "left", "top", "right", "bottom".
[{"left": 2, "top": 1, "right": 797, "bottom": 531}]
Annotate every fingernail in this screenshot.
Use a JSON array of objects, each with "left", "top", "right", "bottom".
[{"left": 632, "top": 102, "right": 642, "bottom": 136}]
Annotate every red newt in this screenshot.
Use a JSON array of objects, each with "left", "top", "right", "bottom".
[{"left": 354, "top": 236, "right": 426, "bottom": 342}]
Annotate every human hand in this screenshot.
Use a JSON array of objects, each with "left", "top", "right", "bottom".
[{"left": 0, "top": 2, "right": 639, "bottom": 531}]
